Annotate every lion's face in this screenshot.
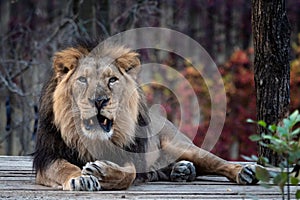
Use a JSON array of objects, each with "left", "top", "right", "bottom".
[
  {"left": 52, "top": 44, "right": 141, "bottom": 147},
  {"left": 72, "top": 56, "right": 126, "bottom": 139}
]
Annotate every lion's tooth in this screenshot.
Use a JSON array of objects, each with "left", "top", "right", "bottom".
[
  {"left": 90, "top": 119, "right": 93, "bottom": 125},
  {"left": 103, "top": 119, "right": 107, "bottom": 125}
]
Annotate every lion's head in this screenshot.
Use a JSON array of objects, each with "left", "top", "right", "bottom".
[{"left": 51, "top": 42, "right": 144, "bottom": 150}]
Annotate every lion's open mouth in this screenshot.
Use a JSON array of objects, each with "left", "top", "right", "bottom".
[
  {"left": 83, "top": 115, "right": 113, "bottom": 133},
  {"left": 82, "top": 98, "right": 113, "bottom": 133}
]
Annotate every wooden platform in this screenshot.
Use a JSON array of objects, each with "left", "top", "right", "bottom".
[{"left": 0, "top": 156, "right": 298, "bottom": 200}]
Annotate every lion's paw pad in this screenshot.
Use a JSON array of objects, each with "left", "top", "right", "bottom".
[
  {"left": 170, "top": 160, "right": 196, "bottom": 182},
  {"left": 238, "top": 164, "right": 259, "bottom": 185},
  {"left": 68, "top": 175, "right": 101, "bottom": 191}
]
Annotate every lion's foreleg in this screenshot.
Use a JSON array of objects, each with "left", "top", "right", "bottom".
[
  {"left": 82, "top": 160, "right": 136, "bottom": 190},
  {"left": 36, "top": 159, "right": 101, "bottom": 191}
]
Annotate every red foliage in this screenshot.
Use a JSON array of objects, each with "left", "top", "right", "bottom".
[{"left": 192, "top": 48, "right": 257, "bottom": 160}]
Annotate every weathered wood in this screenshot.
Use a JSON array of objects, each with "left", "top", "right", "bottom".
[{"left": 0, "top": 156, "right": 298, "bottom": 199}]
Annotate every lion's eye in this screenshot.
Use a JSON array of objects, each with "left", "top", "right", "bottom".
[
  {"left": 108, "top": 77, "right": 118, "bottom": 89},
  {"left": 78, "top": 76, "right": 87, "bottom": 83},
  {"left": 108, "top": 77, "right": 118, "bottom": 84}
]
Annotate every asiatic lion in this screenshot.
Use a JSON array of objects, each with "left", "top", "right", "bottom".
[{"left": 33, "top": 39, "right": 258, "bottom": 191}]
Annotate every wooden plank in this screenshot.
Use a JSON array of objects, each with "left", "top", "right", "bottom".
[
  {"left": 0, "top": 156, "right": 32, "bottom": 162},
  {"left": 0, "top": 166, "right": 33, "bottom": 170},
  {"left": 0, "top": 156, "right": 297, "bottom": 200},
  {"left": 0, "top": 171, "right": 34, "bottom": 175},
  {"left": 0, "top": 177, "right": 297, "bottom": 195},
  {"left": 0, "top": 188, "right": 295, "bottom": 200},
  {"left": 0, "top": 190, "right": 283, "bottom": 200}
]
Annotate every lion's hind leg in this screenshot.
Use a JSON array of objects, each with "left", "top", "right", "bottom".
[
  {"left": 170, "top": 161, "right": 196, "bottom": 182},
  {"left": 161, "top": 135, "right": 259, "bottom": 185},
  {"left": 179, "top": 146, "right": 259, "bottom": 185}
]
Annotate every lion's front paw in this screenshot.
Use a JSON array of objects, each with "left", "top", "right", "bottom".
[
  {"left": 63, "top": 175, "right": 101, "bottom": 191},
  {"left": 82, "top": 160, "right": 119, "bottom": 178},
  {"left": 82, "top": 160, "right": 135, "bottom": 190},
  {"left": 170, "top": 160, "right": 196, "bottom": 182},
  {"left": 237, "top": 164, "right": 259, "bottom": 185}
]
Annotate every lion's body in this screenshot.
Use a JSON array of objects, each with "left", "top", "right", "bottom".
[{"left": 33, "top": 39, "right": 258, "bottom": 191}]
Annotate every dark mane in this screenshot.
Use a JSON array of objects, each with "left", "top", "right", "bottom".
[
  {"left": 33, "top": 38, "right": 98, "bottom": 172},
  {"left": 71, "top": 37, "right": 99, "bottom": 52},
  {"left": 32, "top": 75, "right": 86, "bottom": 173}
]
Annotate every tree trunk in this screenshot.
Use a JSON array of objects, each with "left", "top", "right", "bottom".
[
  {"left": 252, "top": 0, "right": 291, "bottom": 166},
  {"left": 0, "top": 0, "right": 10, "bottom": 155}
]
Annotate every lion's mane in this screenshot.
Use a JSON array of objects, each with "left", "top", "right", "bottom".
[{"left": 33, "top": 39, "right": 150, "bottom": 176}]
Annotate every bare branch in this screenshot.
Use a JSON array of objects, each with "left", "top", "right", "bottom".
[
  {"left": 95, "top": 20, "right": 110, "bottom": 37},
  {"left": 0, "top": 71, "right": 25, "bottom": 96},
  {"left": 0, "top": 60, "right": 35, "bottom": 78},
  {"left": 41, "top": 18, "right": 77, "bottom": 47}
]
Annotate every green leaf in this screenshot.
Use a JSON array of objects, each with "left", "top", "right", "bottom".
[
  {"left": 268, "top": 124, "right": 277, "bottom": 133},
  {"left": 249, "top": 134, "right": 262, "bottom": 142},
  {"left": 290, "top": 110, "right": 299, "bottom": 122},
  {"left": 251, "top": 155, "right": 259, "bottom": 161},
  {"left": 297, "top": 115, "right": 300, "bottom": 123},
  {"left": 273, "top": 173, "right": 288, "bottom": 192},
  {"left": 261, "top": 134, "right": 273, "bottom": 140},
  {"left": 296, "top": 189, "right": 300, "bottom": 199},
  {"left": 269, "top": 137, "right": 285, "bottom": 145},
  {"left": 273, "top": 173, "right": 281, "bottom": 185},
  {"left": 283, "top": 118, "right": 291, "bottom": 128},
  {"left": 277, "top": 126, "right": 288, "bottom": 137},
  {"left": 292, "top": 128, "right": 300, "bottom": 136},
  {"left": 258, "top": 141, "right": 269, "bottom": 148},
  {"left": 241, "top": 155, "right": 254, "bottom": 161},
  {"left": 291, "top": 176, "right": 299, "bottom": 185},
  {"left": 246, "top": 119, "right": 256, "bottom": 123},
  {"left": 255, "top": 165, "right": 270, "bottom": 182},
  {"left": 258, "top": 156, "right": 269, "bottom": 165},
  {"left": 258, "top": 120, "right": 267, "bottom": 128},
  {"left": 262, "top": 135, "right": 281, "bottom": 143}
]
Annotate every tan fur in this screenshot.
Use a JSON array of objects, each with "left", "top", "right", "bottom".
[{"left": 36, "top": 159, "right": 82, "bottom": 190}]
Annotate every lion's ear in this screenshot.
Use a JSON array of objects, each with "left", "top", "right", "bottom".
[
  {"left": 53, "top": 47, "right": 86, "bottom": 77},
  {"left": 116, "top": 52, "right": 141, "bottom": 79}
]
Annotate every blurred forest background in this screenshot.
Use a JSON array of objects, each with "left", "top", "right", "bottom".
[{"left": 1, "top": 0, "right": 300, "bottom": 160}]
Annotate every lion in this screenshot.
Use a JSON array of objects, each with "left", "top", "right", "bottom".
[{"left": 33, "top": 39, "right": 258, "bottom": 191}]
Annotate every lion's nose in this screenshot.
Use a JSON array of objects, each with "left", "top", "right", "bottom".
[{"left": 94, "top": 96, "right": 110, "bottom": 109}]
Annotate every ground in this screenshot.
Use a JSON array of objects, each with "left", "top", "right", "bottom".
[{"left": 0, "top": 156, "right": 297, "bottom": 200}]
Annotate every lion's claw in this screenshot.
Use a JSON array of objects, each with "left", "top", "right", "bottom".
[
  {"left": 65, "top": 175, "right": 101, "bottom": 191},
  {"left": 237, "top": 164, "right": 259, "bottom": 185}
]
